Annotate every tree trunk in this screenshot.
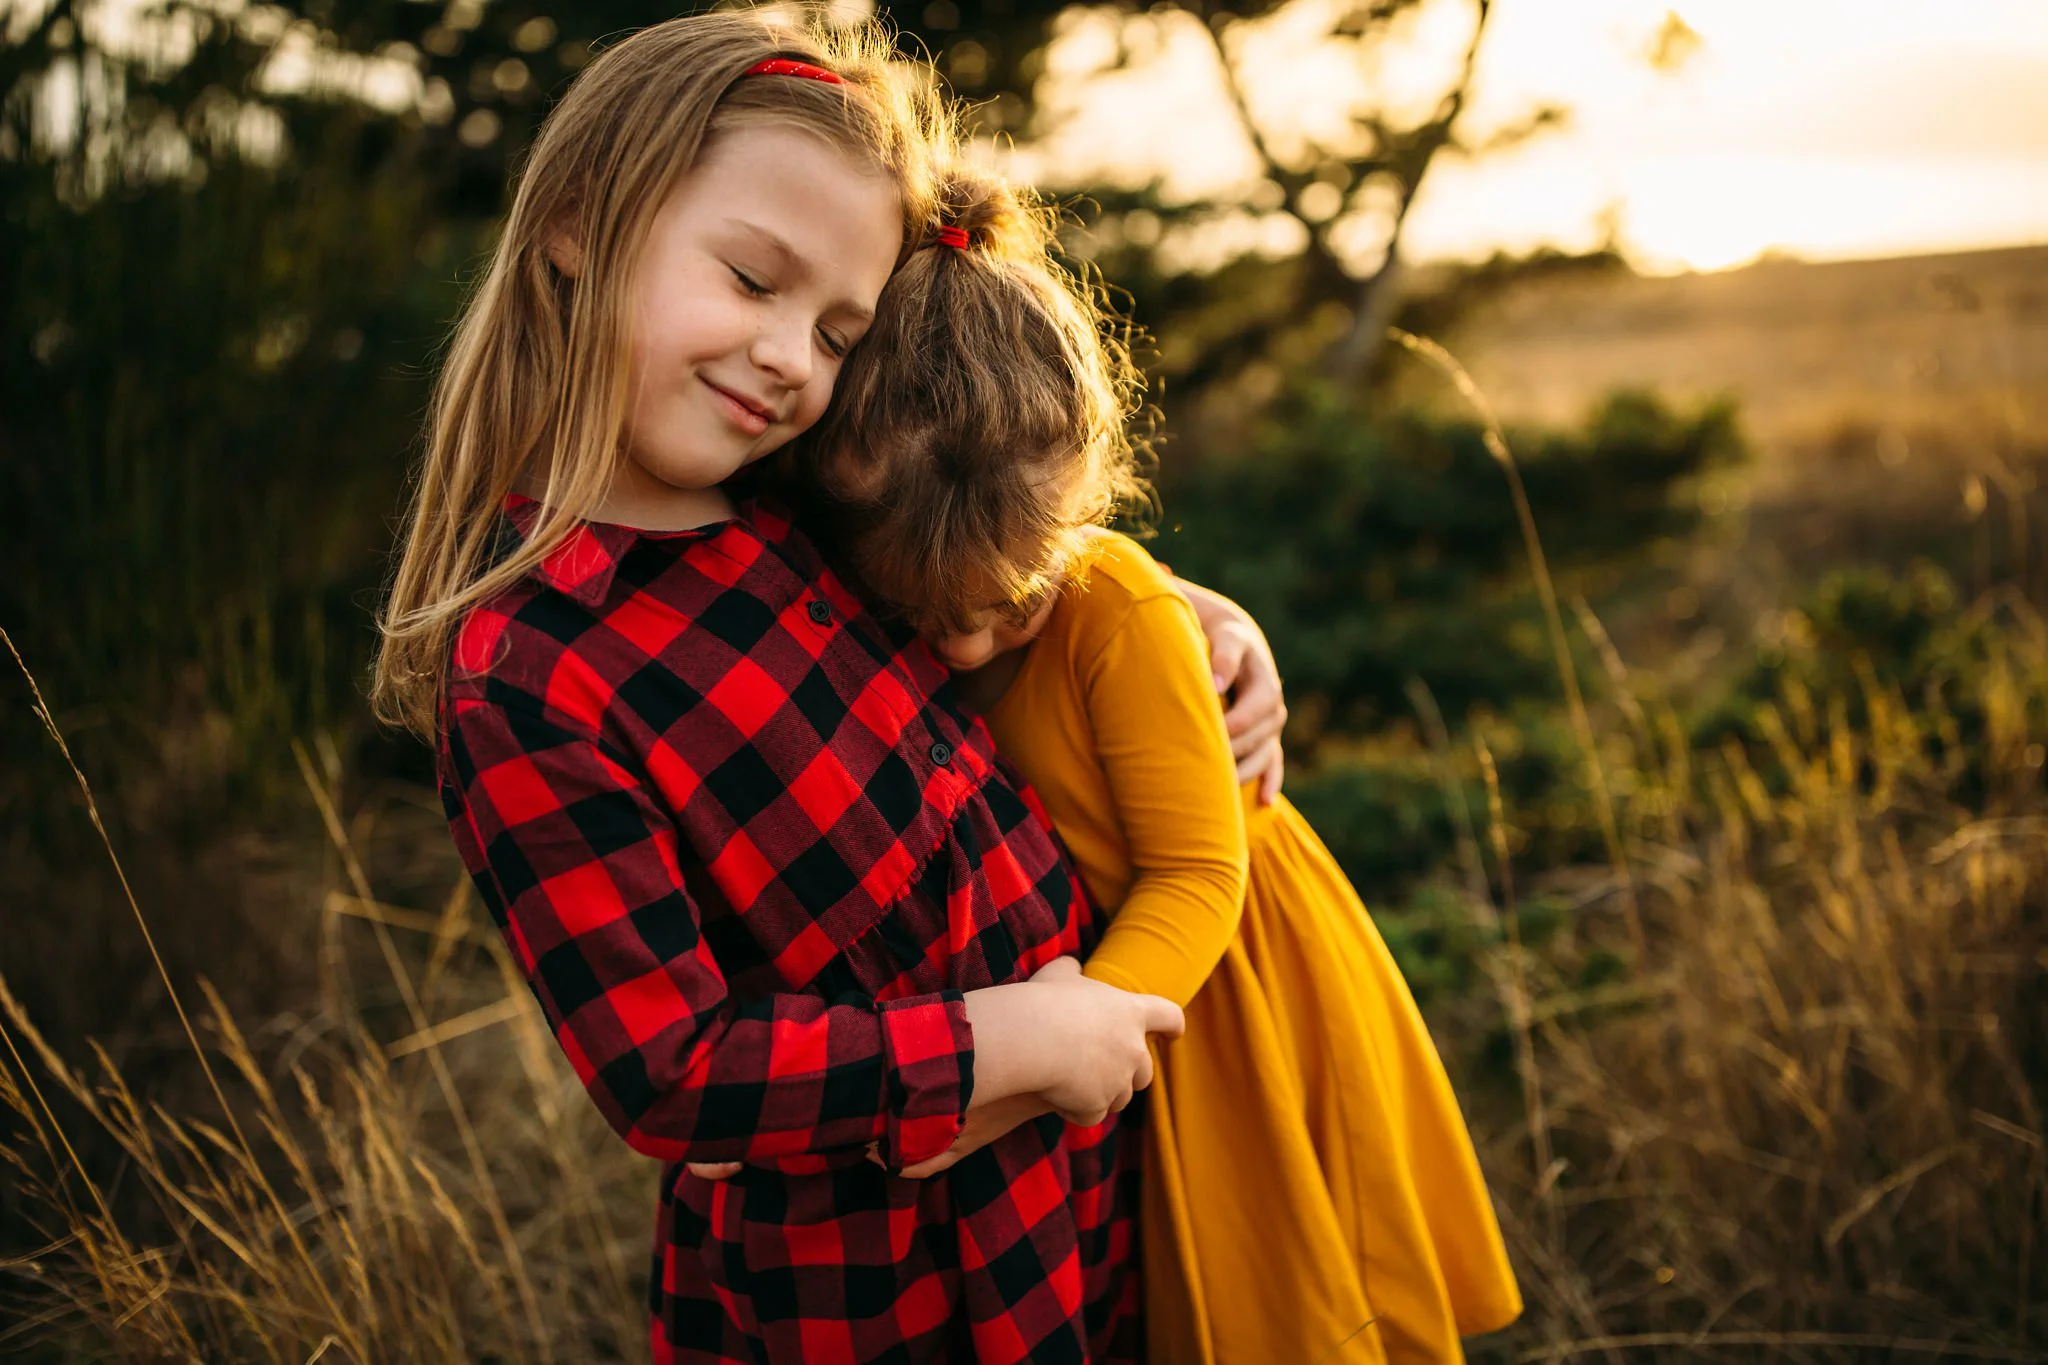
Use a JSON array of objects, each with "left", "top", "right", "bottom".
[{"left": 1325, "top": 244, "right": 1407, "bottom": 380}]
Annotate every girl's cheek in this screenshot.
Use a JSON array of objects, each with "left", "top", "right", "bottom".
[{"left": 786, "top": 377, "right": 835, "bottom": 437}]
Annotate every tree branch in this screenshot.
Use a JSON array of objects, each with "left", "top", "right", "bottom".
[
  {"left": 1325, "top": 0, "right": 1494, "bottom": 377},
  {"left": 1190, "top": 2, "right": 1347, "bottom": 288}
]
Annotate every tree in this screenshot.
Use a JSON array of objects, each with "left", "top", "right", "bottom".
[
  {"left": 923, "top": 0, "right": 1562, "bottom": 381},
  {"left": 0, "top": 1, "right": 473, "bottom": 797}
]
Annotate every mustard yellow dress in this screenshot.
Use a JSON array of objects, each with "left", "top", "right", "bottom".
[{"left": 980, "top": 531, "right": 1523, "bottom": 1365}]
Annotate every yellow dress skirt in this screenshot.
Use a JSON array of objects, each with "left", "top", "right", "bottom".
[{"left": 981, "top": 531, "right": 1521, "bottom": 1364}]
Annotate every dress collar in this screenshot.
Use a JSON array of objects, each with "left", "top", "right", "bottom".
[{"left": 501, "top": 493, "right": 732, "bottom": 608}]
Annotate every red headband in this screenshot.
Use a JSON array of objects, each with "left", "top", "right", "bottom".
[
  {"left": 744, "top": 58, "right": 844, "bottom": 85},
  {"left": 932, "top": 225, "right": 970, "bottom": 250}
]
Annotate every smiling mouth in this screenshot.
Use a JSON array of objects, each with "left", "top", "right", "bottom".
[{"left": 704, "top": 379, "right": 777, "bottom": 432}]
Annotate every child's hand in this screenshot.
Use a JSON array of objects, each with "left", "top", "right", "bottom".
[
  {"left": 980, "top": 956, "right": 1183, "bottom": 1127},
  {"left": 690, "top": 958, "right": 1181, "bottom": 1181},
  {"left": 1209, "top": 621, "right": 1286, "bottom": 802},
  {"left": 685, "top": 1161, "right": 744, "bottom": 1181}
]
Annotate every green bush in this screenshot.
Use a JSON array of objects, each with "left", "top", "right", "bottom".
[
  {"left": 1153, "top": 384, "right": 1742, "bottom": 745},
  {"left": 1700, "top": 560, "right": 2048, "bottom": 808},
  {"left": 1148, "top": 385, "right": 1741, "bottom": 910}
]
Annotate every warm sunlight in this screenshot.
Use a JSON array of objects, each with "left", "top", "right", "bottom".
[
  {"left": 9, "top": 3, "right": 2047, "bottom": 1359},
  {"left": 1017, "top": 0, "right": 2048, "bottom": 273}
]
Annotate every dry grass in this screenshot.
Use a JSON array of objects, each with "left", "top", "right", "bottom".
[
  {"left": 0, "top": 633, "right": 652, "bottom": 1362},
  {"left": 0, "top": 973, "right": 648, "bottom": 1363},
  {"left": 1453, "top": 624, "right": 2048, "bottom": 1361},
  {"left": 9, "top": 614, "right": 2043, "bottom": 1364},
  {"left": 1403, "top": 340, "right": 2048, "bottom": 1362}
]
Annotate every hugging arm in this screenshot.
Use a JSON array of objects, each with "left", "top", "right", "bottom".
[
  {"left": 443, "top": 693, "right": 975, "bottom": 1168},
  {"left": 451, "top": 694, "right": 1180, "bottom": 1173},
  {"left": 694, "top": 955, "right": 1182, "bottom": 1182}
]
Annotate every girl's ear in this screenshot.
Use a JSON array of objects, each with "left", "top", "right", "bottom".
[{"left": 546, "top": 228, "right": 584, "bottom": 279}]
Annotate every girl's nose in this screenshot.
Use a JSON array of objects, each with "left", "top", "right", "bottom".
[
  {"left": 933, "top": 630, "right": 995, "bottom": 671},
  {"left": 751, "top": 316, "right": 814, "bottom": 390}
]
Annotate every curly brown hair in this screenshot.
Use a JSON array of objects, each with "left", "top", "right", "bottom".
[{"left": 786, "top": 165, "right": 1151, "bottom": 636}]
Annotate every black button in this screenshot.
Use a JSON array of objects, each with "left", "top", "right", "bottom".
[
  {"left": 807, "top": 600, "right": 832, "bottom": 625},
  {"left": 928, "top": 741, "right": 953, "bottom": 767}
]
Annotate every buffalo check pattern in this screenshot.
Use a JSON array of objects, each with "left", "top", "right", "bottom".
[{"left": 438, "top": 497, "right": 1138, "bottom": 1362}]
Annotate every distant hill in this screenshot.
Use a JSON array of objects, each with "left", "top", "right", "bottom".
[{"left": 1436, "top": 243, "right": 2048, "bottom": 466}]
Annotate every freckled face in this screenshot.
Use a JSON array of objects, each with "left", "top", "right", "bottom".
[{"left": 606, "top": 124, "right": 901, "bottom": 523}]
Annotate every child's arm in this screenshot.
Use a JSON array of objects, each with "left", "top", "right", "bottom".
[
  {"left": 876, "top": 585, "right": 1248, "bottom": 1181},
  {"left": 446, "top": 694, "right": 1176, "bottom": 1170},
  {"left": 1078, "top": 585, "right": 1252, "bottom": 1007},
  {"left": 692, "top": 959, "right": 1177, "bottom": 1183}
]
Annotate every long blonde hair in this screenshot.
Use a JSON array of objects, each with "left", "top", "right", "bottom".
[{"left": 373, "top": 10, "right": 947, "bottom": 738}]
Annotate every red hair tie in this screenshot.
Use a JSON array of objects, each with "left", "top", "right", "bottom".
[
  {"left": 745, "top": 58, "right": 844, "bottom": 85},
  {"left": 932, "top": 225, "right": 970, "bottom": 250}
]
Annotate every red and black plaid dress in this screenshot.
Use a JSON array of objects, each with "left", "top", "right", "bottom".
[{"left": 438, "top": 496, "right": 1139, "bottom": 1363}]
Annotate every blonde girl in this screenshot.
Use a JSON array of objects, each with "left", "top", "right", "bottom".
[{"left": 371, "top": 14, "right": 1198, "bottom": 1360}]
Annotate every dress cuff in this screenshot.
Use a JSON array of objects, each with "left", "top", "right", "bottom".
[
  {"left": 1081, "top": 958, "right": 1149, "bottom": 997},
  {"left": 876, "top": 992, "right": 974, "bottom": 1167}
]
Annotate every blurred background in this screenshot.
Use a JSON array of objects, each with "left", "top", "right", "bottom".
[{"left": 3, "top": 2, "right": 2045, "bottom": 1360}]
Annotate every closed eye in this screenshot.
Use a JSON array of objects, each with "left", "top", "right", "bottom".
[
  {"left": 817, "top": 326, "right": 849, "bottom": 359},
  {"left": 729, "top": 266, "right": 770, "bottom": 297},
  {"left": 998, "top": 594, "right": 1045, "bottom": 628}
]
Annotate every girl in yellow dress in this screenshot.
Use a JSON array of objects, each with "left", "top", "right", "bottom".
[{"left": 797, "top": 167, "right": 1523, "bottom": 1363}]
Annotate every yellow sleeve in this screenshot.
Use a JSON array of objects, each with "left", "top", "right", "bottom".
[{"left": 1077, "top": 588, "right": 1250, "bottom": 1007}]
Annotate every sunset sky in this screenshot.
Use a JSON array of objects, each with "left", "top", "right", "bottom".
[
  {"left": 24, "top": 0, "right": 2048, "bottom": 274},
  {"left": 1012, "top": 0, "right": 2048, "bottom": 273}
]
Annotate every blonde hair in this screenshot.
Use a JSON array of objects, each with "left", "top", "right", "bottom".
[
  {"left": 791, "top": 167, "right": 1149, "bottom": 636},
  {"left": 373, "top": 10, "right": 948, "bottom": 737}
]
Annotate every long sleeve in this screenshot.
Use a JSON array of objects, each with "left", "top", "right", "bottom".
[
  {"left": 441, "top": 692, "right": 973, "bottom": 1167},
  {"left": 1077, "top": 591, "right": 1250, "bottom": 1007}
]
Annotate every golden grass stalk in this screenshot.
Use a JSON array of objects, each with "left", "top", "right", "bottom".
[{"left": 1389, "top": 329, "right": 1647, "bottom": 966}]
